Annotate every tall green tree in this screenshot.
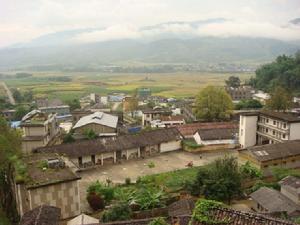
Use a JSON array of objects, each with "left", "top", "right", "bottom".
[
  {"left": 0, "top": 116, "right": 23, "bottom": 223},
  {"left": 66, "top": 99, "right": 81, "bottom": 111},
  {"left": 225, "top": 76, "right": 241, "bottom": 88},
  {"left": 188, "top": 156, "right": 241, "bottom": 204},
  {"left": 266, "top": 86, "right": 292, "bottom": 111},
  {"left": 12, "top": 89, "right": 22, "bottom": 103},
  {"left": 194, "top": 86, "right": 233, "bottom": 121}
]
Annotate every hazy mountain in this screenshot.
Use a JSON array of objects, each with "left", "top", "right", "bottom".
[
  {"left": 0, "top": 19, "right": 299, "bottom": 71},
  {"left": 289, "top": 18, "right": 300, "bottom": 25},
  {"left": 0, "top": 37, "right": 298, "bottom": 70}
]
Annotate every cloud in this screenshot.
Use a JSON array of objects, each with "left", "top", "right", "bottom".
[{"left": 71, "top": 19, "right": 300, "bottom": 44}]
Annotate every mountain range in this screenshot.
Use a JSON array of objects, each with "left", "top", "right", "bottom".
[{"left": 0, "top": 18, "right": 299, "bottom": 71}]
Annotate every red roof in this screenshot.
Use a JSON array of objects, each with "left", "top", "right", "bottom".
[{"left": 176, "top": 122, "right": 238, "bottom": 137}]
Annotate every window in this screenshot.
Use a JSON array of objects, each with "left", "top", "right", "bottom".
[
  {"left": 273, "top": 120, "right": 276, "bottom": 125},
  {"left": 273, "top": 131, "right": 275, "bottom": 135},
  {"left": 266, "top": 128, "right": 269, "bottom": 133},
  {"left": 283, "top": 123, "right": 287, "bottom": 128},
  {"left": 78, "top": 157, "right": 83, "bottom": 166},
  {"left": 263, "top": 165, "right": 268, "bottom": 168},
  {"left": 241, "top": 129, "right": 243, "bottom": 136},
  {"left": 282, "top": 134, "right": 286, "bottom": 139},
  {"left": 266, "top": 119, "right": 269, "bottom": 123}
]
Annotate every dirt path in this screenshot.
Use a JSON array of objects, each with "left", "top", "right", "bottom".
[{"left": 0, "top": 81, "right": 15, "bottom": 105}]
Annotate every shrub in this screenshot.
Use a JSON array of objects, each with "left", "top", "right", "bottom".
[
  {"left": 148, "top": 162, "right": 155, "bottom": 168},
  {"left": 125, "top": 177, "right": 131, "bottom": 185},
  {"left": 134, "top": 187, "right": 166, "bottom": 210},
  {"left": 87, "top": 181, "right": 115, "bottom": 203},
  {"left": 87, "top": 193, "right": 105, "bottom": 210},
  {"left": 250, "top": 180, "right": 280, "bottom": 193},
  {"left": 101, "top": 203, "right": 132, "bottom": 222},
  {"left": 240, "top": 161, "right": 262, "bottom": 179},
  {"left": 148, "top": 217, "right": 169, "bottom": 225}
]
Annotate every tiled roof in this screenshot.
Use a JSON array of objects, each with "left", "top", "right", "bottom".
[
  {"left": 19, "top": 205, "right": 61, "bottom": 225},
  {"left": 160, "top": 115, "right": 185, "bottom": 122},
  {"left": 250, "top": 187, "right": 300, "bottom": 215},
  {"left": 260, "top": 111, "right": 300, "bottom": 123},
  {"left": 196, "top": 127, "right": 238, "bottom": 141},
  {"left": 176, "top": 122, "right": 238, "bottom": 137},
  {"left": 280, "top": 176, "right": 300, "bottom": 189},
  {"left": 36, "top": 128, "right": 182, "bottom": 157},
  {"left": 22, "top": 153, "right": 80, "bottom": 189},
  {"left": 241, "top": 140, "right": 300, "bottom": 162}
]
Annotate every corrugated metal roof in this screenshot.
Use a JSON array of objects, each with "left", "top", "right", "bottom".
[{"left": 73, "top": 112, "right": 118, "bottom": 129}]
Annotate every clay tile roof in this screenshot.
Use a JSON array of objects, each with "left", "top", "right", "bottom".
[
  {"left": 19, "top": 205, "right": 61, "bottom": 225},
  {"left": 250, "top": 187, "right": 300, "bottom": 215},
  {"left": 160, "top": 115, "right": 185, "bottom": 122},
  {"left": 280, "top": 176, "right": 300, "bottom": 189},
  {"left": 176, "top": 122, "right": 238, "bottom": 138},
  {"left": 242, "top": 140, "right": 300, "bottom": 162},
  {"left": 260, "top": 111, "right": 300, "bottom": 123},
  {"left": 36, "top": 128, "right": 182, "bottom": 158},
  {"left": 196, "top": 127, "right": 238, "bottom": 141}
]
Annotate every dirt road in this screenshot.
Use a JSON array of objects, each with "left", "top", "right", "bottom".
[{"left": 0, "top": 81, "right": 15, "bottom": 105}]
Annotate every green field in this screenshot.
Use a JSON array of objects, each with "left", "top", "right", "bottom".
[{"left": 2, "top": 71, "right": 253, "bottom": 101}]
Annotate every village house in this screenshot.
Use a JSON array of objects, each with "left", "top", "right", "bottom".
[
  {"left": 252, "top": 91, "right": 271, "bottom": 104},
  {"left": 19, "top": 205, "right": 61, "bottom": 225},
  {"left": 225, "top": 86, "right": 254, "bottom": 102},
  {"left": 39, "top": 105, "right": 70, "bottom": 116},
  {"left": 250, "top": 176, "right": 300, "bottom": 217},
  {"left": 239, "top": 111, "right": 300, "bottom": 148},
  {"left": 36, "top": 128, "right": 182, "bottom": 169},
  {"left": 72, "top": 109, "right": 92, "bottom": 124},
  {"left": 193, "top": 127, "right": 238, "bottom": 149},
  {"left": 72, "top": 111, "right": 118, "bottom": 138},
  {"left": 150, "top": 115, "right": 185, "bottom": 128},
  {"left": 238, "top": 140, "right": 300, "bottom": 176},
  {"left": 142, "top": 108, "right": 172, "bottom": 126},
  {"left": 20, "top": 110, "right": 60, "bottom": 154},
  {"left": 15, "top": 153, "right": 81, "bottom": 219},
  {"left": 176, "top": 122, "right": 238, "bottom": 139}
]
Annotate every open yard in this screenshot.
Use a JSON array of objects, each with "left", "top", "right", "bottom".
[
  {"left": 78, "top": 150, "right": 237, "bottom": 212},
  {"left": 2, "top": 71, "right": 253, "bottom": 101}
]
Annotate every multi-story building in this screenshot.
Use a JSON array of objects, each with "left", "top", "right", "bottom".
[
  {"left": 142, "top": 108, "right": 172, "bottom": 127},
  {"left": 20, "top": 110, "right": 59, "bottom": 154},
  {"left": 239, "top": 111, "right": 300, "bottom": 148},
  {"left": 39, "top": 105, "right": 70, "bottom": 116},
  {"left": 225, "top": 86, "right": 254, "bottom": 102}
]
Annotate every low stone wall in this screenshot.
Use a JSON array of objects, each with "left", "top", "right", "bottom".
[
  {"left": 184, "top": 144, "right": 238, "bottom": 153},
  {"left": 132, "top": 207, "right": 168, "bottom": 219}
]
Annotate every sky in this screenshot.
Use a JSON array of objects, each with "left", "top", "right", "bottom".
[{"left": 0, "top": 0, "right": 300, "bottom": 48}]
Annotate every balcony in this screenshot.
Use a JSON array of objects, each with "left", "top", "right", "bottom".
[
  {"left": 257, "top": 131, "right": 284, "bottom": 143},
  {"left": 257, "top": 122, "right": 289, "bottom": 134}
]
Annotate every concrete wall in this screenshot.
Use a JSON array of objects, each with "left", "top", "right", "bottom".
[
  {"left": 22, "top": 140, "right": 45, "bottom": 154},
  {"left": 23, "top": 126, "right": 47, "bottom": 136},
  {"left": 160, "top": 140, "right": 181, "bottom": 152},
  {"left": 17, "top": 180, "right": 80, "bottom": 219},
  {"left": 194, "top": 132, "right": 235, "bottom": 146},
  {"left": 74, "top": 123, "right": 116, "bottom": 135},
  {"left": 290, "top": 123, "right": 300, "bottom": 140},
  {"left": 239, "top": 115, "right": 258, "bottom": 148}
]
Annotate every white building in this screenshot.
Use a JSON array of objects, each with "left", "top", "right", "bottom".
[
  {"left": 239, "top": 111, "right": 300, "bottom": 148},
  {"left": 193, "top": 127, "right": 238, "bottom": 147},
  {"left": 252, "top": 91, "right": 270, "bottom": 104}
]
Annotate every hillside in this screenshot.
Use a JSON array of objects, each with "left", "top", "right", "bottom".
[{"left": 0, "top": 37, "right": 299, "bottom": 71}]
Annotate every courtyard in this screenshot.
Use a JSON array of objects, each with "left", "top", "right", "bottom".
[{"left": 78, "top": 149, "right": 237, "bottom": 212}]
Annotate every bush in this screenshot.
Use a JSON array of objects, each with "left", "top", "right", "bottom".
[
  {"left": 250, "top": 180, "right": 280, "bottom": 193},
  {"left": 125, "top": 177, "right": 131, "bottom": 185},
  {"left": 240, "top": 161, "right": 262, "bottom": 179},
  {"left": 183, "top": 140, "right": 203, "bottom": 149},
  {"left": 148, "top": 162, "right": 155, "bottom": 168},
  {"left": 87, "top": 181, "right": 115, "bottom": 203},
  {"left": 148, "top": 217, "right": 169, "bottom": 225},
  {"left": 87, "top": 193, "right": 105, "bottom": 210},
  {"left": 101, "top": 203, "right": 132, "bottom": 222}
]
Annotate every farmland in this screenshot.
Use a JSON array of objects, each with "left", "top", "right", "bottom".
[{"left": 1, "top": 71, "right": 253, "bottom": 101}]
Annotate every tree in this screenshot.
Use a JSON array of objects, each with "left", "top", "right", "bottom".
[
  {"left": 188, "top": 156, "right": 241, "bottom": 204},
  {"left": 235, "top": 99, "right": 263, "bottom": 110},
  {"left": 225, "top": 76, "right": 241, "bottom": 88},
  {"left": 66, "top": 99, "right": 81, "bottom": 111},
  {"left": 0, "top": 116, "right": 23, "bottom": 223},
  {"left": 63, "top": 133, "right": 75, "bottom": 143},
  {"left": 266, "top": 86, "right": 292, "bottom": 111},
  {"left": 125, "top": 97, "right": 138, "bottom": 117},
  {"left": 194, "top": 86, "right": 233, "bottom": 121},
  {"left": 23, "top": 91, "right": 33, "bottom": 103},
  {"left": 12, "top": 89, "right": 22, "bottom": 103},
  {"left": 14, "top": 106, "right": 28, "bottom": 120},
  {"left": 84, "top": 129, "right": 97, "bottom": 140}
]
